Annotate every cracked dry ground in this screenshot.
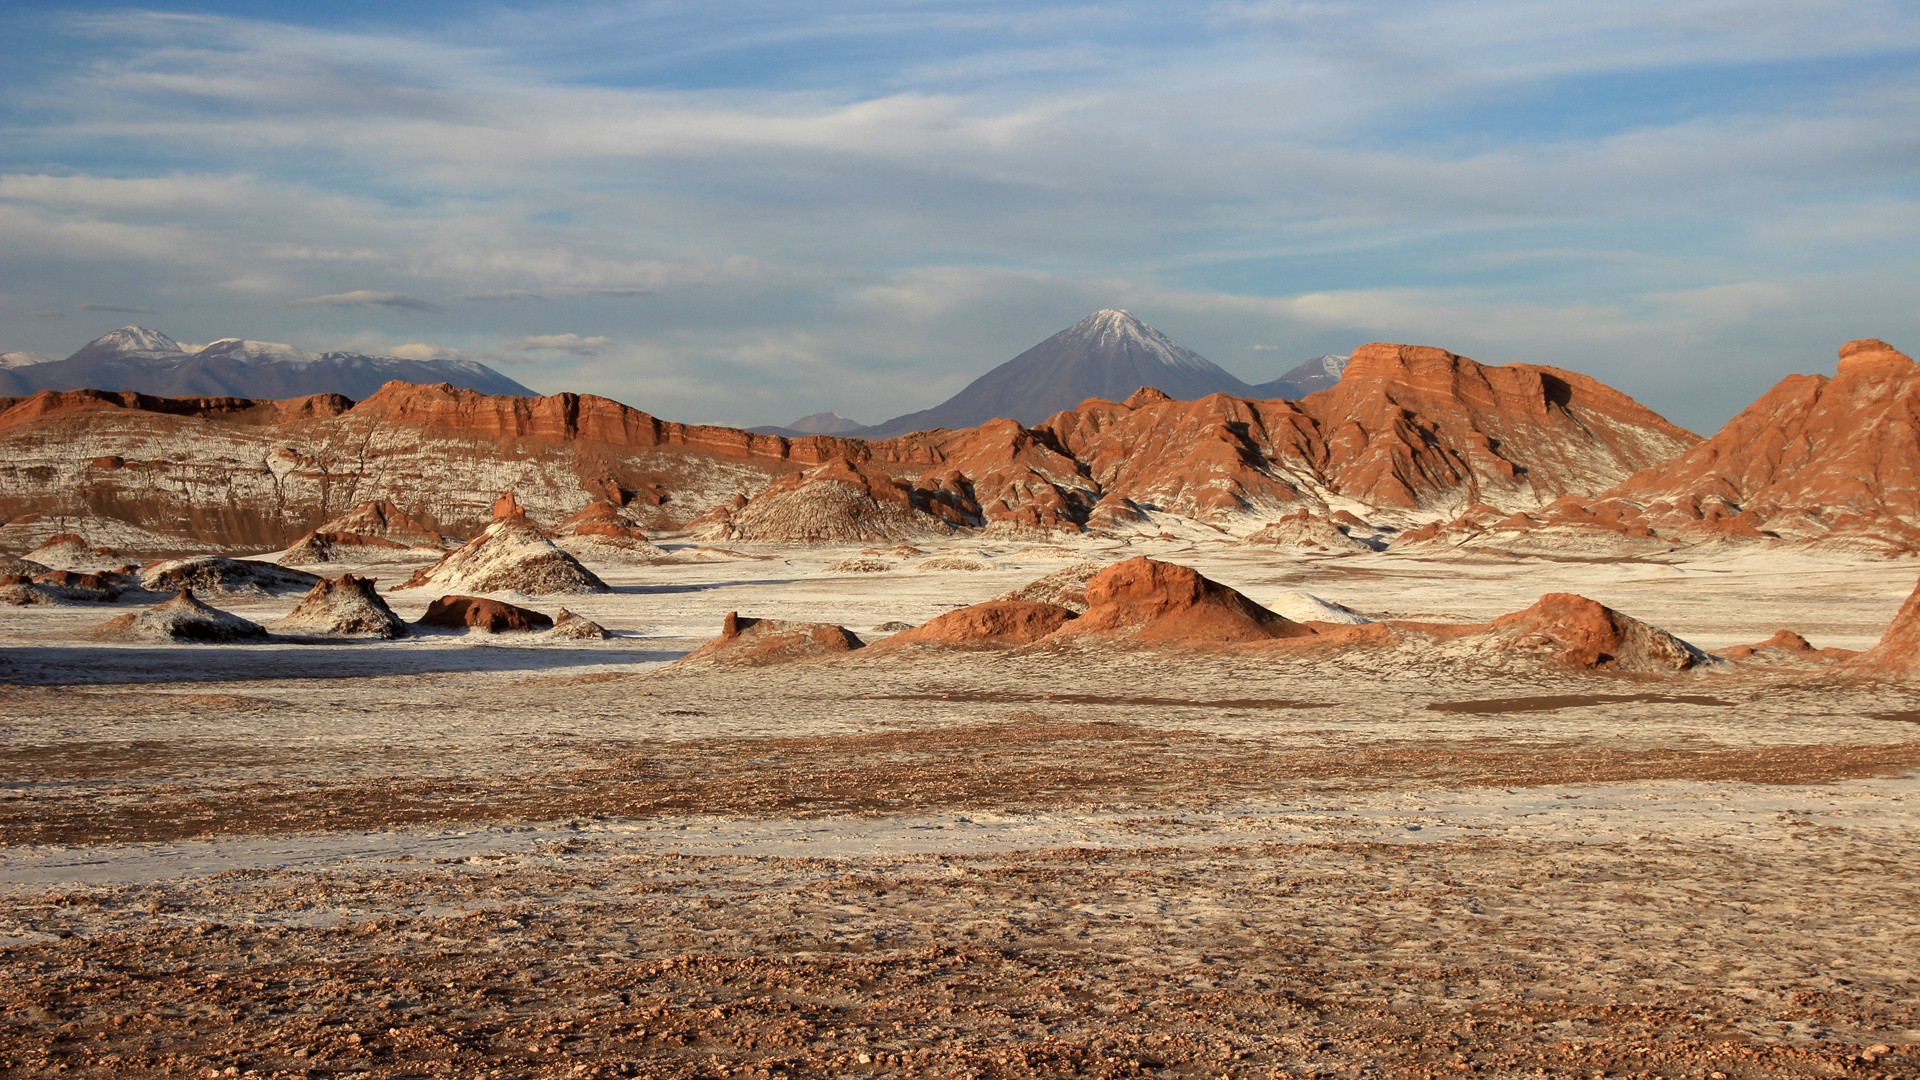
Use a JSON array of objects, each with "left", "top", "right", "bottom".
[{"left": 3, "top": 655, "right": 1920, "bottom": 1079}]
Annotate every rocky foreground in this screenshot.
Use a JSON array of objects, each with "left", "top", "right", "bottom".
[{"left": 4, "top": 538, "right": 1920, "bottom": 1078}]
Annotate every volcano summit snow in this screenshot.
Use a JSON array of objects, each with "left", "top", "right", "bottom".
[
  {"left": 859, "top": 310, "right": 1265, "bottom": 437},
  {"left": 0, "top": 326, "right": 534, "bottom": 400}
]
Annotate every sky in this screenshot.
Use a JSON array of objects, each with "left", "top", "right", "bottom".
[{"left": 1, "top": 1, "right": 1916, "bottom": 433}]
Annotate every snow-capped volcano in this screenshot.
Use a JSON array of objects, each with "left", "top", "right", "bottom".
[
  {"left": 0, "top": 325, "right": 535, "bottom": 400},
  {"left": 1249, "top": 354, "right": 1350, "bottom": 399},
  {"left": 0, "top": 351, "right": 51, "bottom": 369},
  {"left": 858, "top": 309, "right": 1259, "bottom": 437}
]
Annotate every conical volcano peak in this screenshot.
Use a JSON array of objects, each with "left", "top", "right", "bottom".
[{"left": 1058, "top": 310, "right": 1215, "bottom": 374}]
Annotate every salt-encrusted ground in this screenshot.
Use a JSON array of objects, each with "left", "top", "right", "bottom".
[{"left": 2, "top": 537, "right": 1918, "bottom": 1078}]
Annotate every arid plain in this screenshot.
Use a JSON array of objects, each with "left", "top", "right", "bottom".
[{"left": 4, "top": 534, "right": 1919, "bottom": 1080}]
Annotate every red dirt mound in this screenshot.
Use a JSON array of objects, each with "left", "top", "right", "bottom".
[
  {"left": 1053, "top": 557, "right": 1315, "bottom": 646},
  {"left": 1483, "top": 593, "right": 1711, "bottom": 672},
  {"left": 869, "top": 601, "right": 1076, "bottom": 651},
  {"left": 681, "top": 611, "right": 865, "bottom": 664},
  {"left": 417, "top": 595, "right": 553, "bottom": 633}
]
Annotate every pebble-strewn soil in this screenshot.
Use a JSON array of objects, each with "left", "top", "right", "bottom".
[{"left": 6, "top": 546, "right": 1920, "bottom": 1077}]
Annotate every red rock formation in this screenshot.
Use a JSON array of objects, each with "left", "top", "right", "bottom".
[
  {"left": 867, "top": 601, "right": 1076, "bottom": 651},
  {"left": 1850, "top": 578, "right": 1920, "bottom": 676},
  {"left": 700, "top": 456, "right": 958, "bottom": 542},
  {"left": 416, "top": 595, "right": 553, "bottom": 633},
  {"left": 1482, "top": 593, "right": 1710, "bottom": 672},
  {"left": 281, "top": 500, "right": 451, "bottom": 565},
  {"left": 1599, "top": 339, "right": 1920, "bottom": 549},
  {"left": 1301, "top": 343, "right": 1698, "bottom": 509},
  {"left": 1242, "top": 510, "right": 1375, "bottom": 551},
  {"left": 1053, "top": 557, "right": 1316, "bottom": 646},
  {"left": 681, "top": 611, "right": 864, "bottom": 664},
  {"left": 0, "top": 341, "right": 1701, "bottom": 549}
]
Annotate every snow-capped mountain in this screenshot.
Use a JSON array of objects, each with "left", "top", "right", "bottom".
[
  {"left": 858, "top": 310, "right": 1261, "bottom": 437},
  {"left": 0, "top": 326, "right": 536, "bottom": 400},
  {"left": 1248, "top": 354, "right": 1350, "bottom": 399},
  {"left": 0, "top": 351, "right": 51, "bottom": 369}
]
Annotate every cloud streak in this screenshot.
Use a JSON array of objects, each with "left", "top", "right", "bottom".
[
  {"left": 512, "top": 333, "right": 612, "bottom": 356},
  {"left": 74, "top": 302, "right": 160, "bottom": 314},
  {"left": 283, "top": 290, "right": 441, "bottom": 312}
]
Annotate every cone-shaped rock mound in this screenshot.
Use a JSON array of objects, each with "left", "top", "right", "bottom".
[
  {"left": 870, "top": 601, "right": 1076, "bottom": 652},
  {"left": 1242, "top": 511, "right": 1375, "bottom": 551},
  {"left": 1483, "top": 593, "right": 1712, "bottom": 672},
  {"left": 682, "top": 611, "right": 864, "bottom": 664},
  {"left": 140, "top": 556, "right": 321, "bottom": 597},
  {"left": 27, "top": 533, "right": 123, "bottom": 570},
  {"left": 399, "top": 517, "right": 607, "bottom": 596},
  {"left": 93, "top": 588, "right": 268, "bottom": 643},
  {"left": 281, "top": 500, "right": 451, "bottom": 566},
  {"left": 270, "top": 574, "right": 407, "bottom": 638},
  {"left": 416, "top": 595, "right": 553, "bottom": 633},
  {"left": 0, "top": 554, "right": 53, "bottom": 578},
  {"left": 1054, "top": 557, "right": 1315, "bottom": 646}
]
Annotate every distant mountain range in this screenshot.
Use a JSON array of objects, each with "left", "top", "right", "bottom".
[
  {"left": 0, "top": 326, "right": 535, "bottom": 400},
  {"left": 747, "top": 411, "right": 867, "bottom": 438},
  {"left": 836, "top": 310, "right": 1347, "bottom": 438}
]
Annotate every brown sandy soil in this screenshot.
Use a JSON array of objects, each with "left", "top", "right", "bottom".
[
  {"left": 6, "top": 626, "right": 1920, "bottom": 1077},
  {"left": 2, "top": 837, "right": 1916, "bottom": 1078}
]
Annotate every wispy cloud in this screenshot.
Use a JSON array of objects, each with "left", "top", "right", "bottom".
[
  {"left": 512, "top": 333, "right": 612, "bottom": 355},
  {"left": 0, "top": 3, "right": 1913, "bottom": 429},
  {"left": 283, "top": 290, "right": 441, "bottom": 312},
  {"left": 74, "top": 302, "right": 160, "bottom": 314},
  {"left": 448, "top": 287, "right": 657, "bottom": 302}
]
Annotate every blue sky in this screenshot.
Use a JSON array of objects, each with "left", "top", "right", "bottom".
[{"left": 2, "top": 1, "right": 1917, "bottom": 432}]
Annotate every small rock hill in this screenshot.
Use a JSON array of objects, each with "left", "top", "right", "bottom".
[
  {"left": 399, "top": 506, "right": 607, "bottom": 596},
  {"left": 681, "top": 612, "right": 865, "bottom": 664},
  {"left": 93, "top": 588, "right": 268, "bottom": 643},
  {"left": 281, "top": 500, "right": 451, "bottom": 565},
  {"left": 270, "top": 574, "right": 407, "bottom": 638}
]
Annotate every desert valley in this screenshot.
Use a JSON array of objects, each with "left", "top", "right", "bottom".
[{"left": 1, "top": 312, "right": 1918, "bottom": 1079}]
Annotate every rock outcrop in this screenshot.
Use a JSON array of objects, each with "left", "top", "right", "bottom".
[
  {"left": 681, "top": 611, "right": 865, "bottom": 664},
  {"left": 269, "top": 574, "right": 407, "bottom": 638},
  {"left": 547, "top": 608, "right": 610, "bottom": 640},
  {"left": 698, "top": 456, "right": 960, "bottom": 542},
  {"left": 399, "top": 515, "right": 608, "bottom": 596},
  {"left": 93, "top": 588, "right": 268, "bottom": 642},
  {"left": 26, "top": 533, "right": 123, "bottom": 570},
  {"left": 281, "top": 500, "right": 451, "bottom": 565},
  {"left": 868, "top": 601, "right": 1077, "bottom": 651},
  {"left": 1053, "top": 557, "right": 1317, "bottom": 646},
  {"left": 0, "top": 337, "right": 1702, "bottom": 551},
  {"left": 553, "top": 501, "right": 670, "bottom": 564},
  {"left": 1850, "top": 578, "right": 1920, "bottom": 676},
  {"left": 416, "top": 595, "right": 554, "bottom": 633},
  {"left": 140, "top": 556, "right": 322, "bottom": 597},
  {"left": 1594, "top": 339, "right": 1920, "bottom": 552},
  {"left": 1242, "top": 510, "right": 1378, "bottom": 551},
  {"left": 1480, "top": 593, "right": 1713, "bottom": 672}
]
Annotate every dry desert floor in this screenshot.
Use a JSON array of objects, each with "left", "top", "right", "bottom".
[{"left": 3, "top": 537, "right": 1919, "bottom": 1079}]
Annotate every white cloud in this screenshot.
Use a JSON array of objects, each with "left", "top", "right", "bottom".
[{"left": 511, "top": 333, "right": 611, "bottom": 355}]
